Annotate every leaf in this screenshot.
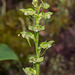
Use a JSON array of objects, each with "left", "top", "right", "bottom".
[{"left": 0, "top": 44, "right": 19, "bottom": 61}]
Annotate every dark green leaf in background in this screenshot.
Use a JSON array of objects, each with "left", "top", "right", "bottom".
[{"left": 0, "top": 44, "right": 19, "bottom": 61}]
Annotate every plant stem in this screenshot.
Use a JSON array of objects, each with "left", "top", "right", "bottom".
[
  {"left": 35, "top": 0, "right": 40, "bottom": 74},
  {"left": 35, "top": 32, "right": 40, "bottom": 75}
]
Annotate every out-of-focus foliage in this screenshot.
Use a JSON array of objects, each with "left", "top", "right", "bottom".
[
  {"left": 0, "top": 9, "right": 34, "bottom": 62},
  {"left": 0, "top": 44, "right": 18, "bottom": 61}
]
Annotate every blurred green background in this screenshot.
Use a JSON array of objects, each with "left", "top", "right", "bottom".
[{"left": 0, "top": 0, "right": 75, "bottom": 75}]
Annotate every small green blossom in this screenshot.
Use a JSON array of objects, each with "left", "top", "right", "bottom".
[
  {"left": 20, "top": 8, "right": 36, "bottom": 15},
  {"left": 20, "top": 31, "right": 35, "bottom": 40},
  {"left": 20, "top": 31, "right": 35, "bottom": 46},
  {"left": 43, "top": 3, "right": 50, "bottom": 9},
  {"left": 29, "top": 56, "right": 44, "bottom": 63},
  {"left": 40, "top": 41, "right": 54, "bottom": 49},
  {"left": 43, "top": 12, "right": 53, "bottom": 19},
  {"left": 32, "top": 0, "right": 38, "bottom": 7},
  {"left": 28, "top": 25, "right": 45, "bottom": 32},
  {"left": 28, "top": 56, "right": 36, "bottom": 63},
  {"left": 23, "top": 67, "right": 36, "bottom": 75},
  {"left": 36, "top": 57, "right": 44, "bottom": 62}
]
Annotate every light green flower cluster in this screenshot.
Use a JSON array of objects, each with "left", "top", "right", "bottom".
[
  {"left": 19, "top": 0, "right": 54, "bottom": 75},
  {"left": 36, "top": 12, "right": 53, "bottom": 24}
]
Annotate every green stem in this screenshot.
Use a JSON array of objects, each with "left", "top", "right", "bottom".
[
  {"left": 35, "top": 32, "right": 40, "bottom": 75},
  {"left": 34, "top": 0, "right": 40, "bottom": 75}
]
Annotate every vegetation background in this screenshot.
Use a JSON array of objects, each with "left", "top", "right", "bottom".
[{"left": 0, "top": 0, "right": 75, "bottom": 75}]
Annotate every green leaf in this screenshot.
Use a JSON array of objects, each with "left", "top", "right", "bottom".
[{"left": 0, "top": 44, "right": 19, "bottom": 61}]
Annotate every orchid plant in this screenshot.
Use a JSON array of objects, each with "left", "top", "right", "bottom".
[{"left": 19, "top": 0, "right": 54, "bottom": 75}]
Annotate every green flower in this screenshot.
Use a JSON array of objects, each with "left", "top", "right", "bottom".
[
  {"left": 28, "top": 55, "right": 36, "bottom": 63},
  {"left": 28, "top": 55, "right": 44, "bottom": 63},
  {"left": 23, "top": 67, "right": 36, "bottom": 75},
  {"left": 36, "top": 12, "right": 53, "bottom": 21},
  {"left": 43, "top": 12, "right": 53, "bottom": 19},
  {"left": 28, "top": 25, "right": 45, "bottom": 32},
  {"left": 20, "top": 8, "right": 36, "bottom": 15},
  {"left": 32, "top": 0, "right": 38, "bottom": 7},
  {"left": 20, "top": 31, "right": 35, "bottom": 40},
  {"left": 40, "top": 41, "right": 54, "bottom": 49},
  {"left": 42, "top": 3, "right": 50, "bottom": 9},
  {"left": 20, "top": 31, "right": 35, "bottom": 46}
]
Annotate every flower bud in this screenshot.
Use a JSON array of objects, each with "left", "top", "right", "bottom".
[
  {"left": 43, "top": 3, "right": 50, "bottom": 9},
  {"left": 32, "top": 0, "right": 38, "bottom": 7}
]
